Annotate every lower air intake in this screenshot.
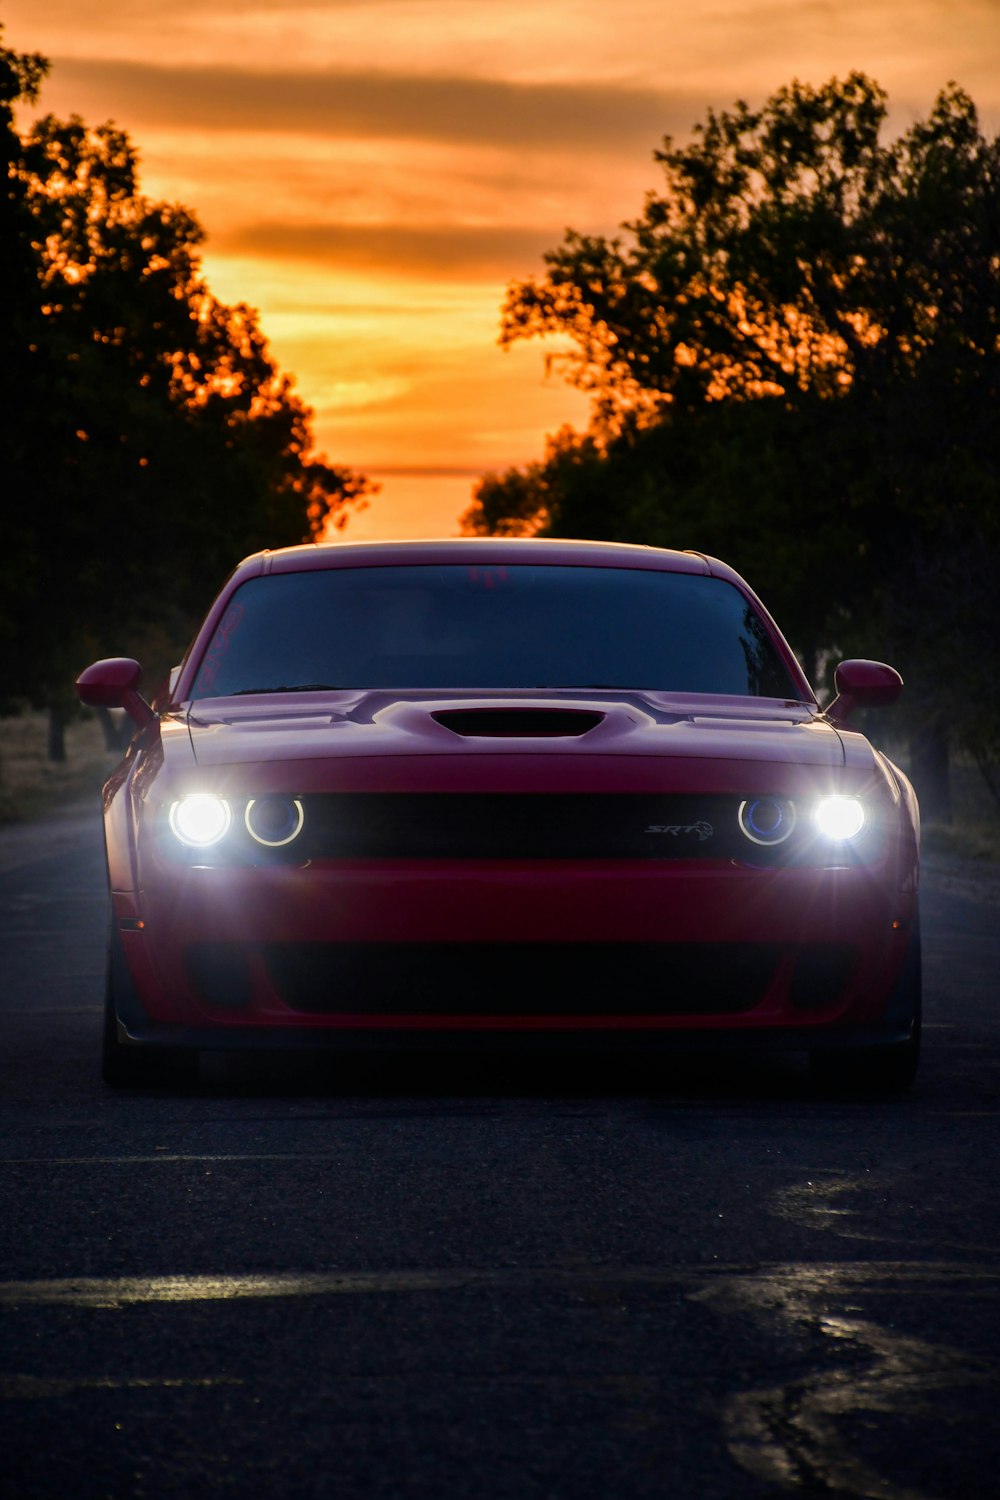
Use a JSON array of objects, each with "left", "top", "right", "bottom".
[{"left": 260, "top": 942, "right": 778, "bottom": 1016}]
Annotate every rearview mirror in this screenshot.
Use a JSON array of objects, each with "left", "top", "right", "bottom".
[
  {"left": 76, "top": 658, "right": 156, "bottom": 728},
  {"left": 826, "top": 659, "right": 903, "bottom": 726}
]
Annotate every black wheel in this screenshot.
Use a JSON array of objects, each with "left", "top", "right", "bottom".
[
  {"left": 102, "top": 921, "right": 198, "bottom": 1088},
  {"left": 810, "top": 917, "right": 921, "bottom": 1095}
]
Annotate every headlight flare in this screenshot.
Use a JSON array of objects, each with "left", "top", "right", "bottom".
[
  {"left": 814, "top": 795, "right": 866, "bottom": 841},
  {"left": 168, "top": 793, "right": 232, "bottom": 848}
]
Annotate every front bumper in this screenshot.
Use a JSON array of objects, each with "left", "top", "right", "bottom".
[{"left": 111, "top": 855, "right": 917, "bottom": 1048}]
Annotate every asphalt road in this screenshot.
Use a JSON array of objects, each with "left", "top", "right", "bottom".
[{"left": 1, "top": 805, "right": 999, "bottom": 1500}]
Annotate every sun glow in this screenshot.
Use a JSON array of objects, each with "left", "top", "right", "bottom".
[{"left": 7, "top": 0, "right": 1000, "bottom": 536}]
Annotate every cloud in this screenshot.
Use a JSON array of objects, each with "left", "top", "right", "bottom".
[
  {"left": 217, "top": 220, "right": 574, "bottom": 277},
  {"left": 52, "top": 58, "right": 707, "bottom": 151}
]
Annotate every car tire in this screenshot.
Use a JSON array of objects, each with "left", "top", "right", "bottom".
[
  {"left": 102, "top": 921, "right": 198, "bottom": 1088},
  {"left": 810, "top": 918, "right": 921, "bottom": 1096},
  {"left": 101, "top": 977, "right": 150, "bottom": 1088}
]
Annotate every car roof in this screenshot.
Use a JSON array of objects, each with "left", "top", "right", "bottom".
[{"left": 230, "top": 537, "right": 743, "bottom": 586}]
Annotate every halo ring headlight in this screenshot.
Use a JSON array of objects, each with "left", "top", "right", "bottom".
[
  {"left": 814, "top": 795, "right": 866, "bottom": 841},
  {"left": 169, "top": 793, "right": 232, "bottom": 848},
  {"left": 245, "top": 796, "right": 305, "bottom": 848},
  {"left": 738, "top": 797, "right": 797, "bottom": 846}
]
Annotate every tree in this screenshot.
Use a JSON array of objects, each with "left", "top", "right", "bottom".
[
  {"left": 0, "top": 32, "right": 49, "bottom": 707},
  {"left": 0, "top": 31, "right": 376, "bottom": 755},
  {"left": 464, "top": 75, "right": 1000, "bottom": 815},
  {"left": 494, "top": 74, "right": 999, "bottom": 426}
]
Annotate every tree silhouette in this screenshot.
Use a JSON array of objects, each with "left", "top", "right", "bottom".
[
  {"left": 495, "top": 75, "right": 998, "bottom": 428},
  {"left": 0, "top": 31, "right": 376, "bottom": 756},
  {"left": 465, "top": 75, "right": 1000, "bottom": 816}
]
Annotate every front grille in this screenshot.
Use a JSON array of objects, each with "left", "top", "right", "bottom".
[{"left": 301, "top": 794, "right": 746, "bottom": 861}]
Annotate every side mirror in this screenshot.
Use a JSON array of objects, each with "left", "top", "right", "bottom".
[
  {"left": 826, "top": 659, "right": 903, "bottom": 727},
  {"left": 76, "top": 658, "right": 157, "bottom": 728}
]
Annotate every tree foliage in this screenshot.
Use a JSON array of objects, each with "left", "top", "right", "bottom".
[
  {"left": 0, "top": 30, "right": 375, "bottom": 738},
  {"left": 464, "top": 75, "right": 1000, "bottom": 811},
  {"left": 496, "top": 73, "right": 999, "bottom": 428}
]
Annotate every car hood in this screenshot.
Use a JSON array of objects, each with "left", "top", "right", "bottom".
[{"left": 180, "top": 690, "right": 849, "bottom": 772}]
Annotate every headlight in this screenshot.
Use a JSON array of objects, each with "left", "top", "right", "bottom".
[
  {"left": 814, "top": 795, "right": 866, "bottom": 841},
  {"left": 738, "top": 797, "right": 797, "bottom": 846},
  {"left": 169, "top": 793, "right": 232, "bottom": 847},
  {"left": 245, "top": 796, "right": 305, "bottom": 847}
]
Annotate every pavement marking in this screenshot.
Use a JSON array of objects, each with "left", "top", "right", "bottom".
[
  {"left": 0, "top": 1153, "right": 361, "bottom": 1166},
  {"left": 1, "top": 1373, "right": 242, "bottom": 1399},
  {"left": 0, "top": 1007, "right": 102, "bottom": 1018},
  {"left": 4, "top": 1260, "right": 996, "bottom": 1497},
  {"left": 0, "top": 1260, "right": 997, "bottom": 1309}
]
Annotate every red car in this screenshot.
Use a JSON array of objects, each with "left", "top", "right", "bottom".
[{"left": 77, "top": 538, "right": 920, "bottom": 1090}]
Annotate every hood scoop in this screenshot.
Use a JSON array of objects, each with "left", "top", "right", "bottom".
[{"left": 431, "top": 707, "right": 605, "bottom": 738}]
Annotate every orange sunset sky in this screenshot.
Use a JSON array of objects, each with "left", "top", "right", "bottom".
[{"left": 6, "top": 1, "right": 1000, "bottom": 540}]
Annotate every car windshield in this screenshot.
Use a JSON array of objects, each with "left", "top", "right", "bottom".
[{"left": 190, "top": 563, "right": 799, "bottom": 699}]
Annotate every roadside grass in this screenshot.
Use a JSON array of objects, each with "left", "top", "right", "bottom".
[
  {"left": 922, "top": 798, "right": 1000, "bottom": 861},
  {"left": 0, "top": 710, "right": 119, "bottom": 824},
  {"left": 1, "top": 710, "right": 998, "bottom": 861}
]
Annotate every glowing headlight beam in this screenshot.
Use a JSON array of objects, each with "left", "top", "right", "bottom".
[
  {"left": 169, "top": 794, "right": 232, "bottom": 848},
  {"left": 814, "top": 795, "right": 866, "bottom": 841}
]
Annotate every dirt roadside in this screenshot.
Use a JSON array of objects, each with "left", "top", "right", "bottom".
[{"left": 921, "top": 848, "right": 1000, "bottom": 907}]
